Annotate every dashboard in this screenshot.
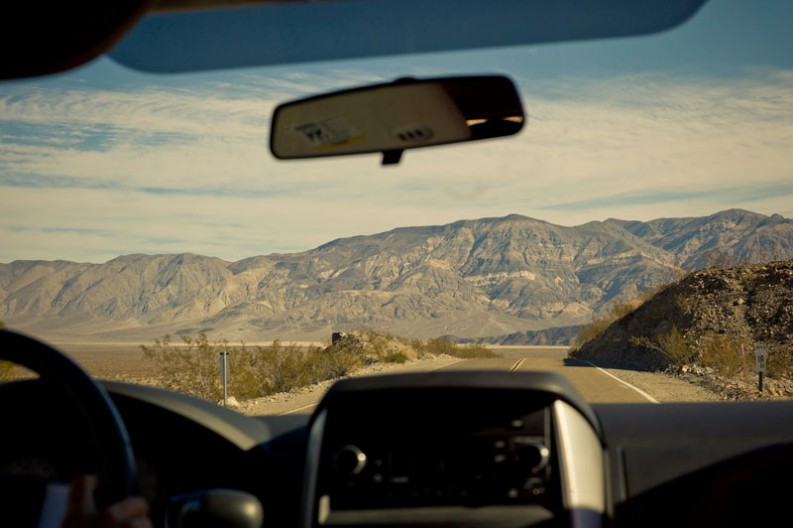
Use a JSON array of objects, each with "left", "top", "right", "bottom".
[
  {"left": 302, "top": 372, "right": 603, "bottom": 528},
  {"left": 2, "top": 371, "right": 793, "bottom": 528}
]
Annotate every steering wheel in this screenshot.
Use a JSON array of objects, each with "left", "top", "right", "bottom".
[{"left": 0, "top": 329, "right": 137, "bottom": 512}]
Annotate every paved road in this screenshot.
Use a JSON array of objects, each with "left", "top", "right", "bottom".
[
  {"left": 438, "top": 347, "right": 655, "bottom": 404},
  {"left": 250, "top": 347, "right": 656, "bottom": 415}
]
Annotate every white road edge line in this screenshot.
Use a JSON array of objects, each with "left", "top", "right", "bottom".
[
  {"left": 280, "top": 403, "right": 318, "bottom": 415},
  {"left": 578, "top": 359, "right": 659, "bottom": 404},
  {"left": 432, "top": 359, "right": 464, "bottom": 371}
]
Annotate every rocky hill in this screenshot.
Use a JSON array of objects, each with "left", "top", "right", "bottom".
[
  {"left": 570, "top": 260, "right": 793, "bottom": 398},
  {"left": 1, "top": 209, "right": 792, "bottom": 343}
]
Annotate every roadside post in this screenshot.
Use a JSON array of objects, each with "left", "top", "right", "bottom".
[
  {"left": 755, "top": 342, "right": 767, "bottom": 394},
  {"left": 220, "top": 351, "right": 230, "bottom": 405}
]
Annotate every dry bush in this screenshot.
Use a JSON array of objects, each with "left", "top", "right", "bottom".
[
  {"left": 451, "top": 343, "right": 499, "bottom": 359},
  {"left": 659, "top": 326, "right": 696, "bottom": 364},
  {"left": 143, "top": 334, "right": 364, "bottom": 401},
  {"left": 632, "top": 326, "right": 758, "bottom": 378},
  {"left": 416, "top": 337, "right": 498, "bottom": 359},
  {"left": 141, "top": 333, "right": 230, "bottom": 400},
  {"left": 142, "top": 330, "right": 497, "bottom": 402},
  {"left": 382, "top": 352, "right": 409, "bottom": 363},
  {"left": 766, "top": 344, "right": 793, "bottom": 380},
  {"left": 419, "top": 337, "right": 457, "bottom": 356},
  {"left": 698, "top": 333, "right": 753, "bottom": 377},
  {"left": 304, "top": 345, "right": 363, "bottom": 384},
  {"left": 231, "top": 341, "right": 293, "bottom": 399},
  {"left": 259, "top": 345, "right": 312, "bottom": 394},
  {"left": 358, "top": 328, "right": 395, "bottom": 355},
  {"left": 410, "top": 338, "right": 428, "bottom": 358}
]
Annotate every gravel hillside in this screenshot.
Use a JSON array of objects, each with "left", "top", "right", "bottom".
[{"left": 571, "top": 260, "right": 793, "bottom": 399}]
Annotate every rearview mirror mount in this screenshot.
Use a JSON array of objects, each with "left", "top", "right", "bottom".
[{"left": 269, "top": 76, "right": 525, "bottom": 166}]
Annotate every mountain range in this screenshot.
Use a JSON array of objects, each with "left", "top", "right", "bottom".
[{"left": 2, "top": 209, "right": 792, "bottom": 344}]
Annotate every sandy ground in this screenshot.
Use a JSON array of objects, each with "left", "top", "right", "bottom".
[
  {"left": 57, "top": 343, "right": 158, "bottom": 380},
  {"left": 584, "top": 364, "right": 722, "bottom": 403}
]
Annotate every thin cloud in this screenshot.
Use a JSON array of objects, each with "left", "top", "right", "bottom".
[{"left": 1, "top": 67, "right": 792, "bottom": 263}]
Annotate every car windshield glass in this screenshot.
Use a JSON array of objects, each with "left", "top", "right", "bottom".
[{"left": 1, "top": 0, "right": 791, "bottom": 406}]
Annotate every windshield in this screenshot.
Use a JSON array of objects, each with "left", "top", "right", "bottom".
[{"left": 1, "top": 0, "right": 791, "bottom": 406}]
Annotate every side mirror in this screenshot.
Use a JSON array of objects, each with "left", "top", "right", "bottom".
[{"left": 270, "top": 75, "right": 525, "bottom": 165}]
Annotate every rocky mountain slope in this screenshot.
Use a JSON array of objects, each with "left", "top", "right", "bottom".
[
  {"left": 570, "top": 259, "right": 793, "bottom": 398},
  {"left": 2, "top": 209, "right": 792, "bottom": 343}
]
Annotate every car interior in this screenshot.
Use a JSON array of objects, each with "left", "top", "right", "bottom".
[{"left": 1, "top": 1, "right": 792, "bottom": 527}]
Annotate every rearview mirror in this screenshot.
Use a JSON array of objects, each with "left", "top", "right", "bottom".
[{"left": 269, "top": 76, "right": 525, "bottom": 165}]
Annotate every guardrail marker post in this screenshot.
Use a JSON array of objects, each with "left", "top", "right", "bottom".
[{"left": 220, "top": 351, "right": 230, "bottom": 405}]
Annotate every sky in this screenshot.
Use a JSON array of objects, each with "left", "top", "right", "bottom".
[{"left": 1, "top": 0, "right": 792, "bottom": 264}]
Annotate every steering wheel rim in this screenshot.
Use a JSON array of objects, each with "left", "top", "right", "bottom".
[{"left": 0, "top": 329, "right": 137, "bottom": 508}]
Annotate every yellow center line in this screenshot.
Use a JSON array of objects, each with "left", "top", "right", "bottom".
[{"left": 510, "top": 358, "right": 527, "bottom": 371}]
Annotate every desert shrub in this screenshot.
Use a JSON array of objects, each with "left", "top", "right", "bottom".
[
  {"left": 304, "top": 346, "right": 363, "bottom": 383},
  {"left": 449, "top": 343, "right": 499, "bottom": 359},
  {"left": 659, "top": 326, "right": 697, "bottom": 364},
  {"left": 141, "top": 333, "right": 230, "bottom": 400},
  {"left": 230, "top": 341, "right": 290, "bottom": 399},
  {"left": 632, "top": 326, "right": 757, "bottom": 377},
  {"left": 382, "top": 351, "right": 409, "bottom": 363},
  {"left": 611, "top": 298, "right": 644, "bottom": 319},
  {"left": 422, "top": 337, "right": 458, "bottom": 356},
  {"left": 698, "top": 333, "right": 753, "bottom": 377},
  {"left": 409, "top": 338, "right": 428, "bottom": 358},
  {"left": 414, "top": 337, "right": 498, "bottom": 358},
  {"left": 234, "top": 341, "right": 362, "bottom": 394},
  {"left": 143, "top": 331, "right": 498, "bottom": 402},
  {"left": 264, "top": 347, "right": 312, "bottom": 393},
  {"left": 766, "top": 343, "right": 793, "bottom": 380},
  {"left": 629, "top": 326, "right": 694, "bottom": 367},
  {"left": 143, "top": 334, "right": 366, "bottom": 401},
  {"left": 630, "top": 325, "right": 697, "bottom": 366},
  {"left": 358, "top": 328, "right": 394, "bottom": 355}
]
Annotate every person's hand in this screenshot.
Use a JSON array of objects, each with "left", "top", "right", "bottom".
[{"left": 62, "top": 475, "right": 152, "bottom": 528}]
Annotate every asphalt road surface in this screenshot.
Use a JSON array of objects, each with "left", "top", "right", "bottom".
[
  {"left": 242, "top": 347, "right": 663, "bottom": 415},
  {"left": 438, "top": 347, "right": 655, "bottom": 404}
]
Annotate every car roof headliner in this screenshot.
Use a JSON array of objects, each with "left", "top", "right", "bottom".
[{"left": 2, "top": 0, "right": 708, "bottom": 80}]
